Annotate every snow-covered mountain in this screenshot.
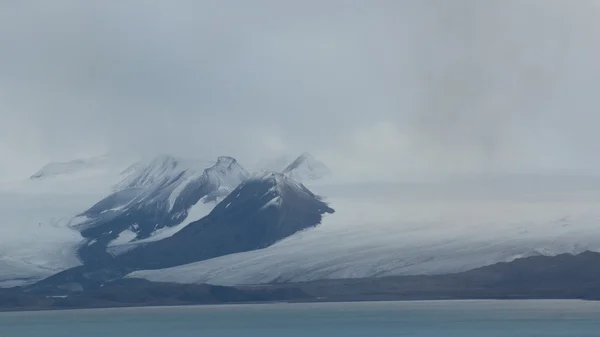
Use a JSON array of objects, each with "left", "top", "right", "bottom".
[
  {"left": 0, "top": 154, "right": 249, "bottom": 286},
  {"left": 282, "top": 153, "right": 331, "bottom": 182},
  {"left": 116, "top": 171, "right": 334, "bottom": 270},
  {"left": 0, "top": 151, "right": 336, "bottom": 287},
  {"left": 73, "top": 155, "right": 249, "bottom": 259},
  {"left": 128, "top": 174, "right": 600, "bottom": 286},
  {"left": 11, "top": 151, "right": 600, "bottom": 293}
]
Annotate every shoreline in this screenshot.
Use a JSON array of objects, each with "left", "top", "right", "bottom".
[{"left": 1, "top": 297, "right": 599, "bottom": 314}]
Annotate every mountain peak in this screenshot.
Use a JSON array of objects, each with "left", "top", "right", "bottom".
[
  {"left": 218, "top": 171, "right": 326, "bottom": 214},
  {"left": 254, "top": 170, "right": 285, "bottom": 184},
  {"left": 116, "top": 154, "right": 185, "bottom": 190},
  {"left": 253, "top": 170, "right": 302, "bottom": 188},
  {"left": 202, "top": 156, "right": 248, "bottom": 190},
  {"left": 214, "top": 156, "right": 239, "bottom": 169},
  {"left": 282, "top": 153, "right": 331, "bottom": 182},
  {"left": 297, "top": 152, "right": 314, "bottom": 161},
  {"left": 212, "top": 169, "right": 334, "bottom": 221}
]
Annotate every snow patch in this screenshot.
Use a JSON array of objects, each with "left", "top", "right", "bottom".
[
  {"left": 107, "top": 198, "right": 218, "bottom": 256},
  {"left": 261, "top": 196, "right": 282, "bottom": 210},
  {"left": 107, "top": 230, "right": 137, "bottom": 247}
]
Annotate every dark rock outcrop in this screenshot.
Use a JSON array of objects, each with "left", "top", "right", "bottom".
[{"left": 116, "top": 172, "right": 334, "bottom": 270}]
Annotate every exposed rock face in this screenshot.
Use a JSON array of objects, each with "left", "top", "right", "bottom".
[{"left": 116, "top": 172, "right": 334, "bottom": 270}]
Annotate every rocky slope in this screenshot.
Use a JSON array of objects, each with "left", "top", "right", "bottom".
[{"left": 116, "top": 172, "right": 334, "bottom": 270}]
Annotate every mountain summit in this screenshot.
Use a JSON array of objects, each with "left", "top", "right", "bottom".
[
  {"left": 282, "top": 153, "right": 331, "bottom": 182},
  {"left": 116, "top": 154, "right": 184, "bottom": 190}
]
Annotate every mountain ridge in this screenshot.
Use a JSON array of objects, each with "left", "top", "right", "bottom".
[
  {"left": 72, "top": 155, "right": 250, "bottom": 264},
  {"left": 114, "top": 171, "right": 334, "bottom": 270}
]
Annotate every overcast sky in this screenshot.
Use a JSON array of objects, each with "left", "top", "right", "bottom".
[{"left": 2, "top": 0, "right": 600, "bottom": 181}]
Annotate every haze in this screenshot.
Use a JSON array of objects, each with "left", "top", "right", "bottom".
[{"left": 2, "top": 0, "right": 600, "bottom": 182}]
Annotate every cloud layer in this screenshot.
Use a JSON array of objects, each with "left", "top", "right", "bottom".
[{"left": 2, "top": 0, "right": 600, "bottom": 181}]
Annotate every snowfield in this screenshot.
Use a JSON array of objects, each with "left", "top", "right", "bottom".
[
  {"left": 129, "top": 174, "right": 600, "bottom": 285},
  {"left": 0, "top": 156, "right": 130, "bottom": 286}
]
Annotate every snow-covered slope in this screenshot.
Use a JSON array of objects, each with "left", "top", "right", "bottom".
[
  {"left": 74, "top": 155, "right": 249, "bottom": 258},
  {"left": 115, "top": 154, "right": 191, "bottom": 190},
  {"left": 129, "top": 174, "right": 600, "bottom": 285},
  {"left": 282, "top": 153, "right": 331, "bottom": 182},
  {"left": 0, "top": 156, "right": 133, "bottom": 287}
]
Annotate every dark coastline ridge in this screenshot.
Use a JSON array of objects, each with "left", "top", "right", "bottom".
[{"left": 3, "top": 251, "right": 600, "bottom": 312}]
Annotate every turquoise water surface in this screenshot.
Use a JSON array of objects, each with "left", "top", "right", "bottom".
[{"left": 1, "top": 300, "right": 600, "bottom": 336}]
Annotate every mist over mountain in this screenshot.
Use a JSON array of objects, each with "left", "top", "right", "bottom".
[
  {"left": 3, "top": 1, "right": 600, "bottom": 303},
  {"left": 0, "top": 152, "right": 337, "bottom": 286},
  {"left": 282, "top": 153, "right": 331, "bottom": 182},
  {"left": 4, "top": 1, "right": 600, "bottom": 181}
]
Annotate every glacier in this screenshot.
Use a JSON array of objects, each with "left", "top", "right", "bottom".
[
  {"left": 129, "top": 174, "right": 600, "bottom": 285},
  {"left": 7, "top": 152, "right": 600, "bottom": 289},
  {"left": 0, "top": 155, "right": 132, "bottom": 286}
]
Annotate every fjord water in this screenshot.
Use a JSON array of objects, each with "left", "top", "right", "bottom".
[{"left": 1, "top": 301, "right": 600, "bottom": 337}]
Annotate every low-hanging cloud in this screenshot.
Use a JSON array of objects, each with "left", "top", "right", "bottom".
[{"left": 2, "top": 0, "right": 600, "bottom": 181}]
